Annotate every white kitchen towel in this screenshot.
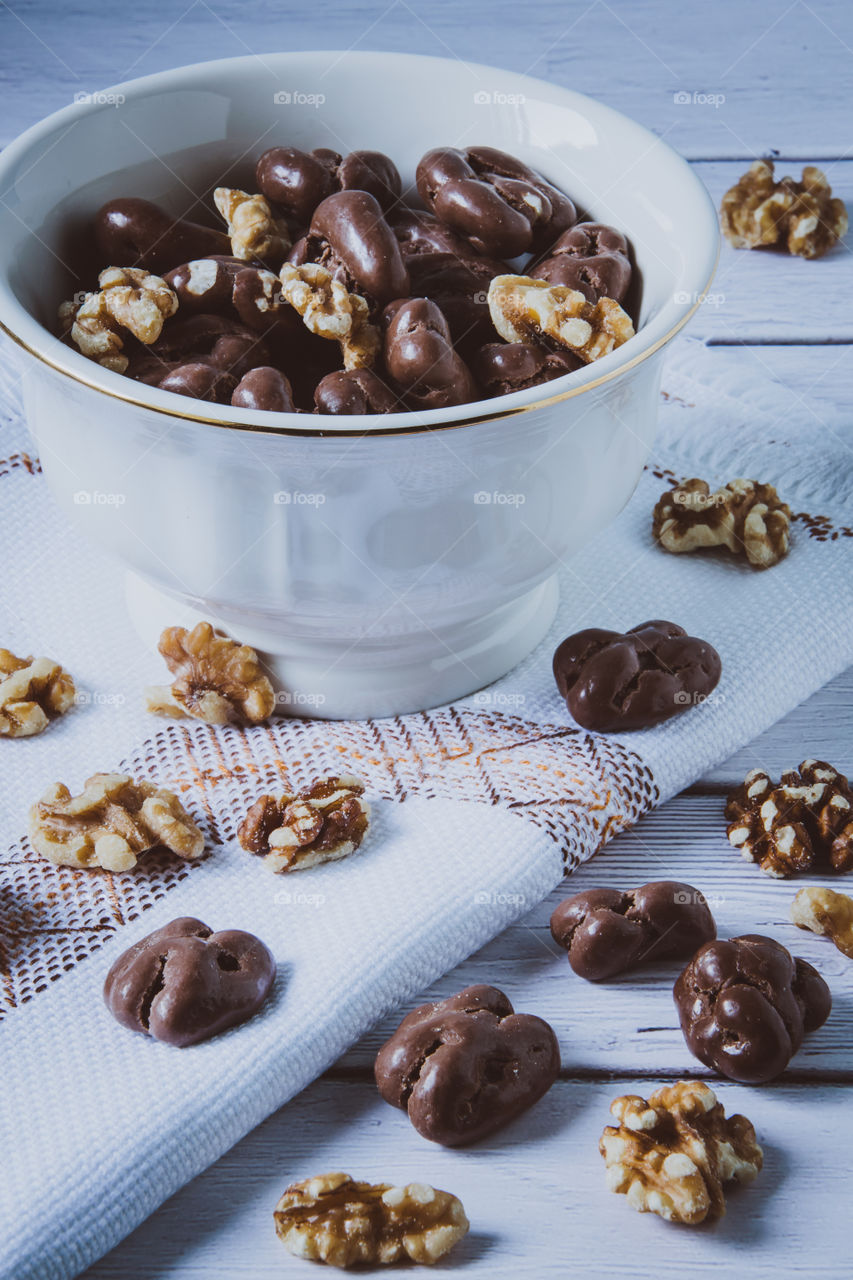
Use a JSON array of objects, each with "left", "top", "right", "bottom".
[{"left": 1, "top": 331, "right": 852, "bottom": 1279}]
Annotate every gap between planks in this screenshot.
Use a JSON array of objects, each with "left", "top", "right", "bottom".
[{"left": 321, "top": 1065, "right": 853, "bottom": 1085}]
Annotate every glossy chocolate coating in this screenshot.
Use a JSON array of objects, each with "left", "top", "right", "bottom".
[
  {"left": 416, "top": 145, "right": 576, "bottom": 258},
  {"left": 674, "top": 934, "right": 832, "bottom": 1083},
  {"left": 531, "top": 221, "right": 632, "bottom": 303},
  {"left": 384, "top": 297, "right": 477, "bottom": 410},
  {"left": 103, "top": 916, "right": 276, "bottom": 1047},
  {"left": 473, "top": 342, "right": 581, "bottom": 395},
  {"left": 337, "top": 149, "right": 402, "bottom": 210},
  {"left": 374, "top": 984, "right": 560, "bottom": 1146},
  {"left": 550, "top": 881, "right": 717, "bottom": 982},
  {"left": 207, "top": 332, "right": 270, "bottom": 379},
  {"left": 150, "top": 312, "right": 260, "bottom": 359},
  {"left": 231, "top": 266, "right": 298, "bottom": 335},
  {"left": 390, "top": 208, "right": 502, "bottom": 263},
  {"left": 256, "top": 146, "right": 401, "bottom": 223},
  {"left": 231, "top": 366, "right": 295, "bottom": 411},
  {"left": 165, "top": 258, "right": 297, "bottom": 338},
  {"left": 94, "top": 198, "right": 230, "bottom": 273},
  {"left": 164, "top": 256, "right": 244, "bottom": 312},
  {"left": 552, "top": 620, "right": 722, "bottom": 733},
  {"left": 256, "top": 146, "right": 338, "bottom": 222},
  {"left": 294, "top": 190, "right": 409, "bottom": 307},
  {"left": 158, "top": 361, "right": 237, "bottom": 402},
  {"left": 314, "top": 368, "right": 401, "bottom": 415},
  {"left": 404, "top": 252, "right": 500, "bottom": 351}
]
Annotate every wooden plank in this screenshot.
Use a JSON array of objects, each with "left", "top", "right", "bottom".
[
  {"left": 331, "top": 794, "right": 853, "bottom": 1074},
  {"left": 82, "top": 1073, "right": 852, "bottom": 1278},
  {"left": 1, "top": 0, "right": 852, "bottom": 158},
  {"left": 699, "top": 668, "right": 853, "bottom": 785}
]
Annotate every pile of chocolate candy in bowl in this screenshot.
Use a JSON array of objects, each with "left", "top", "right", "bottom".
[{"left": 58, "top": 145, "right": 638, "bottom": 416}]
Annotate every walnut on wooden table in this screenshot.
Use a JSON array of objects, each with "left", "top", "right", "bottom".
[
  {"left": 726, "top": 759, "right": 853, "bottom": 877},
  {"left": 0, "top": 648, "right": 75, "bottom": 737},
  {"left": 791, "top": 885, "right": 853, "bottom": 959},
  {"left": 273, "top": 1171, "right": 469, "bottom": 1268},
  {"left": 720, "top": 160, "right": 848, "bottom": 259},
  {"left": 600, "top": 1080, "right": 763, "bottom": 1224},
  {"left": 29, "top": 771, "right": 204, "bottom": 871}
]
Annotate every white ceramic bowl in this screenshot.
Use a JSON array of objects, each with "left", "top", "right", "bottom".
[{"left": 0, "top": 51, "right": 718, "bottom": 718}]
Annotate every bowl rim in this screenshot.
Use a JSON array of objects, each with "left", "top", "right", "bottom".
[{"left": 0, "top": 49, "right": 720, "bottom": 439}]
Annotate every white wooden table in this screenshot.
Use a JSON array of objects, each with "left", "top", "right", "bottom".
[{"left": 3, "top": 1, "right": 851, "bottom": 1275}]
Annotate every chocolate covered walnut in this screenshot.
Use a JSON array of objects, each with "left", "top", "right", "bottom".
[
  {"left": 720, "top": 160, "right": 848, "bottom": 259},
  {"left": 238, "top": 775, "right": 370, "bottom": 873},
  {"left": 279, "top": 262, "right": 380, "bottom": 370},
  {"left": 674, "top": 934, "right": 831, "bottom": 1083},
  {"left": 550, "top": 881, "right": 716, "bottom": 981},
  {"left": 0, "top": 649, "right": 75, "bottom": 737},
  {"left": 145, "top": 622, "right": 275, "bottom": 726},
  {"left": 104, "top": 916, "right": 275, "bottom": 1046},
  {"left": 726, "top": 760, "right": 853, "bottom": 877},
  {"left": 487, "top": 274, "right": 634, "bottom": 363},
  {"left": 29, "top": 772, "right": 204, "bottom": 871},
  {"left": 653, "top": 477, "right": 791, "bottom": 569},
  {"left": 274, "top": 1172, "right": 469, "bottom": 1268},
  {"left": 600, "top": 1081, "right": 763, "bottom": 1224}
]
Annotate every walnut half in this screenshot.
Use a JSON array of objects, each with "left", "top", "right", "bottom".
[
  {"left": 600, "top": 1080, "right": 762, "bottom": 1224},
  {"left": 59, "top": 267, "right": 178, "bottom": 373},
  {"left": 487, "top": 274, "right": 634, "bottom": 363},
  {"left": 652, "top": 477, "right": 791, "bottom": 569},
  {"left": 726, "top": 759, "right": 853, "bottom": 877},
  {"left": 29, "top": 772, "right": 204, "bottom": 871},
  {"left": 0, "top": 648, "right": 75, "bottom": 737},
  {"left": 145, "top": 622, "right": 275, "bottom": 727},
  {"left": 791, "top": 885, "right": 853, "bottom": 959},
  {"left": 720, "top": 160, "right": 848, "bottom": 259},
  {"left": 273, "top": 1172, "right": 469, "bottom": 1268},
  {"left": 213, "top": 187, "right": 291, "bottom": 265},
  {"left": 279, "top": 262, "right": 380, "bottom": 370},
  {"left": 237, "top": 775, "right": 370, "bottom": 873}
]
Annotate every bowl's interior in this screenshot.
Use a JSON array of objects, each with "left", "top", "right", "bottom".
[{"left": 0, "top": 51, "right": 718, "bottom": 429}]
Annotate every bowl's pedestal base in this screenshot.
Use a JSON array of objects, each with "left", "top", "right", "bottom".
[{"left": 125, "top": 572, "right": 559, "bottom": 721}]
